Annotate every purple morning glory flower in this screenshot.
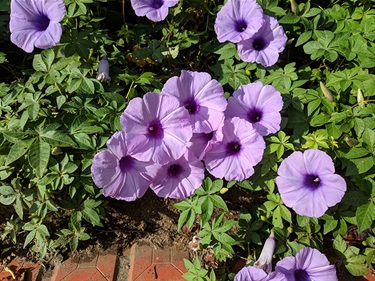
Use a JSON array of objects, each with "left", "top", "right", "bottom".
[
  {"left": 162, "top": 70, "right": 227, "bottom": 134},
  {"left": 91, "top": 131, "right": 160, "bottom": 201},
  {"left": 150, "top": 152, "right": 204, "bottom": 199},
  {"left": 203, "top": 117, "right": 265, "bottom": 181},
  {"left": 10, "top": 0, "right": 66, "bottom": 53},
  {"left": 237, "top": 15, "right": 287, "bottom": 67},
  {"left": 130, "top": 0, "right": 179, "bottom": 22},
  {"left": 96, "top": 56, "right": 111, "bottom": 83},
  {"left": 276, "top": 149, "right": 347, "bottom": 218},
  {"left": 275, "top": 247, "right": 338, "bottom": 281},
  {"left": 214, "top": 0, "right": 264, "bottom": 43},
  {"left": 226, "top": 82, "right": 283, "bottom": 136},
  {"left": 235, "top": 266, "right": 287, "bottom": 281},
  {"left": 120, "top": 92, "right": 192, "bottom": 165}
]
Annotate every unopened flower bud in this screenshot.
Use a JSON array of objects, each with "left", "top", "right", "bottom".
[
  {"left": 357, "top": 88, "right": 365, "bottom": 109},
  {"left": 290, "top": 0, "right": 299, "bottom": 15},
  {"left": 220, "top": 187, "right": 229, "bottom": 194},
  {"left": 254, "top": 232, "right": 276, "bottom": 273},
  {"left": 345, "top": 136, "right": 359, "bottom": 147},
  {"left": 320, "top": 81, "right": 334, "bottom": 102},
  {"left": 96, "top": 56, "right": 111, "bottom": 83},
  {"left": 51, "top": 147, "right": 62, "bottom": 155}
]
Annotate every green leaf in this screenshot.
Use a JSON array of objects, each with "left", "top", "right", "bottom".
[
  {"left": 82, "top": 208, "right": 102, "bottom": 227},
  {"left": 345, "top": 262, "right": 369, "bottom": 276},
  {"left": 345, "top": 148, "right": 370, "bottom": 159},
  {"left": 345, "top": 156, "right": 374, "bottom": 176},
  {"left": 356, "top": 202, "right": 375, "bottom": 233},
  {"left": 28, "top": 139, "right": 50, "bottom": 178},
  {"left": 40, "top": 131, "right": 77, "bottom": 147},
  {"left": 6, "top": 139, "right": 35, "bottom": 165},
  {"left": 296, "top": 31, "right": 312, "bottom": 47}
]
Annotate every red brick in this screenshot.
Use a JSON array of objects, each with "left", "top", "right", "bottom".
[
  {"left": 153, "top": 248, "right": 170, "bottom": 264},
  {"left": 171, "top": 248, "right": 188, "bottom": 273},
  {"left": 77, "top": 255, "right": 98, "bottom": 269},
  {"left": 128, "top": 244, "right": 153, "bottom": 280},
  {"left": 60, "top": 267, "right": 108, "bottom": 281},
  {"left": 51, "top": 257, "right": 79, "bottom": 281},
  {"left": 96, "top": 254, "right": 118, "bottom": 280}
]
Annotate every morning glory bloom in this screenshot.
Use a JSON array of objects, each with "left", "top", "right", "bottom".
[
  {"left": 91, "top": 132, "right": 160, "bottom": 201},
  {"left": 150, "top": 152, "right": 204, "bottom": 199},
  {"left": 275, "top": 247, "right": 338, "bottom": 281},
  {"left": 203, "top": 117, "right": 265, "bottom": 181},
  {"left": 10, "top": 0, "right": 66, "bottom": 53},
  {"left": 215, "top": 0, "right": 264, "bottom": 43},
  {"left": 237, "top": 15, "right": 287, "bottom": 67},
  {"left": 226, "top": 82, "right": 283, "bottom": 136},
  {"left": 276, "top": 149, "right": 347, "bottom": 218},
  {"left": 254, "top": 232, "right": 276, "bottom": 274},
  {"left": 96, "top": 56, "right": 111, "bottom": 83},
  {"left": 235, "top": 266, "right": 287, "bottom": 281},
  {"left": 120, "top": 92, "right": 192, "bottom": 165},
  {"left": 130, "top": 0, "right": 179, "bottom": 22},
  {"left": 188, "top": 126, "right": 223, "bottom": 160},
  {"left": 162, "top": 70, "right": 227, "bottom": 134}
]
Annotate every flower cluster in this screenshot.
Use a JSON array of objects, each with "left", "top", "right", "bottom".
[
  {"left": 215, "top": 0, "right": 287, "bottom": 67},
  {"left": 235, "top": 233, "right": 338, "bottom": 281},
  {"left": 91, "top": 71, "right": 284, "bottom": 200}
]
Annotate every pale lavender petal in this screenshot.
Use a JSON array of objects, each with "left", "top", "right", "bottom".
[
  {"left": 215, "top": 0, "right": 264, "bottom": 43},
  {"left": 238, "top": 15, "right": 287, "bottom": 67},
  {"left": 162, "top": 70, "right": 227, "bottom": 133},
  {"left": 130, "top": 0, "right": 178, "bottom": 22},
  {"left": 10, "top": 0, "right": 66, "bottom": 53},
  {"left": 150, "top": 152, "right": 204, "bottom": 199},
  {"left": 91, "top": 132, "right": 160, "bottom": 201},
  {"left": 276, "top": 149, "right": 347, "bottom": 218},
  {"left": 204, "top": 117, "right": 265, "bottom": 181},
  {"left": 226, "top": 82, "right": 283, "bottom": 136},
  {"left": 235, "top": 266, "right": 268, "bottom": 281},
  {"left": 121, "top": 92, "right": 192, "bottom": 164}
]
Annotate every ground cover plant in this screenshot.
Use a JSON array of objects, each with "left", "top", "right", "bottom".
[{"left": 1, "top": 0, "right": 375, "bottom": 280}]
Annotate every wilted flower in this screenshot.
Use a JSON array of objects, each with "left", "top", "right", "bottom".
[
  {"left": 237, "top": 15, "right": 287, "bottom": 67},
  {"left": 276, "top": 149, "right": 347, "bottom": 218},
  {"left": 96, "top": 56, "right": 111, "bottom": 83},
  {"left": 150, "top": 152, "right": 204, "bottom": 199},
  {"left": 214, "top": 0, "right": 264, "bottom": 43},
  {"left": 91, "top": 131, "right": 160, "bottom": 201},
  {"left": 121, "top": 92, "right": 192, "bottom": 165},
  {"left": 203, "top": 117, "right": 265, "bottom": 181},
  {"left": 226, "top": 82, "right": 283, "bottom": 136},
  {"left": 162, "top": 70, "right": 227, "bottom": 133},
  {"left": 275, "top": 247, "right": 338, "bottom": 281},
  {"left": 235, "top": 266, "right": 287, "bottom": 281},
  {"left": 130, "top": 0, "right": 179, "bottom": 22},
  {"left": 10, "top": 0, "right": 66, "bottom": 53},
  {"left": 254, "top": 232, "right": 276, "bottom": 274}
]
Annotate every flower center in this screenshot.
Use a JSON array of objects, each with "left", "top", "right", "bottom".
[
  {"left": 248, "top": 108, "right": 263, "bottom": 123},
  {"left": 119, "top": 156, "right": 133, "bottom": 173},
  {"left": 226, "top": 141, "right": 241, "bottom": 155},
  {"left": 294, "top": 269, "right": 312, "bottom": 281},
  {"left": 304, "top": 174, "right": 321, "bottom": 189},
  {"left": 235, "top": 19, "right": 247, "bottom": 32},
  {"left": 203, "top": 132, "right": 214, "bottom": 141},
  {"left": 33, "top": 13, "right": 50, "bottom": 31},
  {"left": 152, "top": 0, "right": 164, "bottom": 9},
  {"left": 185, "top": 98, "right": 199, "bottom": 114},
  {"left": 252, "top": 37, "right": 267, "bottom": 51},
  {"left": 168, "top": 164, "right": 182, "bottom": 177},
  {"left": 147, "top": 120, "right": 163, "bottom": 139}
]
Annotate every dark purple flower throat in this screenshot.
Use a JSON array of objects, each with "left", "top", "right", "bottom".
[
  {"left": 119, "top": 156, "right": 134, "bottom": 173},
  {"left": 184, "top": 98, "right": 199, "bottom": 114},
  {"left": 235, "top": 19, "right": 248, "bottom": 32},
  {"left": 294, "top": 269, "right": 311, "bottom": 281},
  {"left": 304, "top": 174, "right": 321, "bottom": 189},
  {"left": 248, "top": 108, "right": 263, "bottom": 123},
  {"left": 152, "top": 0, "right": 164, "bottom": 9},
  {"left": 147, "top": 120, "right": 163, "bottom": 138},
  {"left": 33, "top": 14, "right": 50, "bottom": 31},
  {"left": 226, "top": 141, "right": 241, "bottom": 155},
  {"left": 168, "top": 164, "right": 182, "bottom": 177},
  {"left": 252, "top": 37, "right": 268, "bottom": 51}
]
